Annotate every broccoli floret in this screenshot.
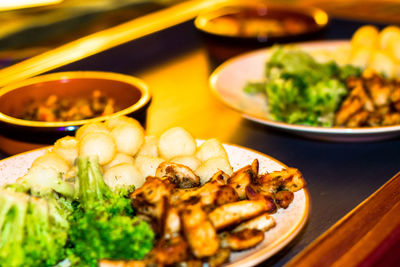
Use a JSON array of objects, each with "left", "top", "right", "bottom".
[
  {"left": 0, "top": 189, "right": 70, "bottom": 267},
  {"left": 67, "top": 156, "right": 154, "bottom": 266},
  {"left": 0, "top": 190, "right": 28, "bottom": 267},
  {"left": 10, "top": 165, "right": 75, "bottom": 198}
]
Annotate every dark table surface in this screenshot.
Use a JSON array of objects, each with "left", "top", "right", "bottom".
[{"left": 1, "top": 16, "right": 399, "bottom": 266}]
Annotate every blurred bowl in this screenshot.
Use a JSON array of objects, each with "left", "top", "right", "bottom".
[
  {"left": 0, "top": 71, "right": 151, "bottom": 155},
  {"left": 195, "top": 2, "right": 329, "bottom": 64}
]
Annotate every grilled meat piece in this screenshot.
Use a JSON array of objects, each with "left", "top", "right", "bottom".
[
  {"left": 228, "top": 159, "right": 259, "bottom": 199},
  {"left": 274, "top": 190, "right": 295, "bottom": 209},
  {"left": 233, "top": 213, "right": 276, "bottom": 232},
  {"left": 208, "top": 248, "right": 231, "bottom": 267},
  {"left": 382, "top": 113, "right": 400, "bottom": 126},
  {"left": 174, "top": 260, "right": 203, "bottom": 267},
  {"left": 99, "top": 260, "right": 149, "bottom": 267},
  {"left": 151, "top": 236, "right": 189, "bottom": 265},
  {"left": 215, "top": 185, "right": 239, "bottom": 207},
  {"left": 335, "top": 86, "right": 371, "bottom": 126},
  {"left": 346, "top": 110, "right": 370, "bottom": 127},
  {"left": 245, "top": 184, "right": 277, "bottom": 213},
  {"left": 208, "top": 199, "right": 271, "bottom": 230},
  {"left": 130, "top": 176, "right": 175, "bottom": 234},
  {"left": 256, "top": 168, "right": 305, "bottom": 194},
  {"left": 156, "top": 162, "right": 200, "bottom": 188},
  {"left": 164, "top": 207, "right": 181, "bottom": 238},
  {"left": 181, "top": 203, "right": 219, "bottom": 258},
  {"left": 220, "top": 229, "right": 264, "bottom": 251},
  {"left": 171, "top": 173, "right": 237, "bottom": 210}
]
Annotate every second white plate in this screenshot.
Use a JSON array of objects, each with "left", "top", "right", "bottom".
[{"left": 210, "top": 40, "right": 400, "bottom": 142}]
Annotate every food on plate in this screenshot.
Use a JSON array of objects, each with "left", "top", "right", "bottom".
[
  {"left": 0, "top": 189, "right": 69, "bottom": 267},
  {"left": 312, "top": 25, "right": 400, "bottom": 78},
  {"left": 349, "top": 25, "right": 400, "bottom": 77},
  {"left": 205, "top": 13, "right": 312, "bottom": 38},
  {"left": 20, "top": 90, "right": 122, "bottom": 122},
  {"left": 0, "top": 116, "right": 306, "bottom": 266},
  {"left": 244, "top": 41, "right": 400, "bottom": 128},
  {"left": 335, "top": 69, "right": 400, "bottom": 127},
  {"left": 126, "top": 159, "right": 305, "bottom": 266},
  {"left": 244, "top": 46, "right": 361, "bottom": 127}
]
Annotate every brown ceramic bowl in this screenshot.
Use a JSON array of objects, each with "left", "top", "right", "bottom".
[
  {"left": 0, "top": 71, "right": 151, "bottom": 155},
  {"left": 194, "top": 1, "right": 329, "bottom": 64}
]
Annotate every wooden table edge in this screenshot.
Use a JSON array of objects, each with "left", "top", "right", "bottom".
[{"left": 285, "top": 171, "right": 400, "bottom": 267}]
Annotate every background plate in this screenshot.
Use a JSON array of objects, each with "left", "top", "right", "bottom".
[{"left": 210, "top": 40, "right": 400, "bottom": 142}]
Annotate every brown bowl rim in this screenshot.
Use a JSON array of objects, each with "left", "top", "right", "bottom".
[
  {"left": 194, "top": 2, "right": 329, "bottom": 39},
  {"left": 0, "top": 71, "right": 151, "bottom": 128}
]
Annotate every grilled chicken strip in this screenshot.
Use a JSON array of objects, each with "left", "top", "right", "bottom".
[
  {"left": 208, "top": 199, "right": 271, "bottom": 230},
  {"left": 156, "top": 162, "right": 200, "bottom": 188},
  {"left": 257, "top": 167, "right": 305, "bottom": 193},
  {"left": 346, "top": 110, "right": 370, "bottom": 127},
  {"left": 335, "top": 86, "right": 370, "bottom": 126},
  {"left": 245, "top": 184, "right": 277, "bottom": 213},
  {"left": 130, "top": 176, "right": 175, "bottom": 234},
  {"left": 274, "top": 190, "right": 295, "bottom": 209},
  {"left": 220, "top": 229, "right": 264, "bottom": 251},
  {"left": 150, "top": 236, "right": 189, "bottom": 265},
  {"left": 164, "top": 207, "right": 181, "bottom": 238},
  {"left": 382, "top": 113, "right": 400, "bottom": 126},
  {"left": 181, "top": 203, "right": 219, "bottom": 258},
  {"left": 391, "top": 86, "right": 400, "bottom": 105},
  {"left": 171, "top": 172, "right": 238, "bottom": 209},
  {"left": 227, "top": 159, "right": 259, "bottom": 199},
  {"left": 208, "top": 248, "right": 231, "bottom": 267},
  {"left": 233, "top": 213, "right": 276, "bottom": 232},
  {"left": 99, "top": 260, "right": 147, "bottom": 267}
]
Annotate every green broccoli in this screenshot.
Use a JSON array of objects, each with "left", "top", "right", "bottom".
[
  {"left": 67, "top": 156, "right": 154, "bottom": 266},
  {"left": 8, "top": 165, "right": 75, "bottom": 198},
  {"left": 0, "top": 189, "right": 70, "bottom": 267}
]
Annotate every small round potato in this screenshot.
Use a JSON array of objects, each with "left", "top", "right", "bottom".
[
  {"left": 369, "top": 50, "right": 396, "bottom": 78},
  {"left": 53, "top": 136, "right": 79, "bottom": 166},
  {"left": 111, "top": 120, "right": 145, "bottom": 156},
  {"left": 102, "top": 152, "right": 135, "bottom": 172},
  {"left": 378, "top": 25, "right": 400, "bottom": 50},
  {"left": 31, "top": 151, "right": 70, "bottom": 174},
  {"left": 387, "top": 34, "right": 400, "bottom": 62},
  {"left": 195, "top": 156, "right": 233, "bottom": 185},
  {"left": 136, "top": 135, "right": 159, "bottom": 157},
  {"left": 195, "top": 138, "right": 229, "bottom": 162},
  {"left": 158, "top": 127, "right": 196, "bottom": 160},
  {"left": 105, "top": 116, "right": 139, "bottom": 129},
  {"left": 75, "top": 122, "right": 110, "bottom": 140},
  {"left": 103, "top": 163, "right": 144, "bottom": 190},
  {"left": 351, "top": 25, "right": 379, "bottom": 48},
  {"left": 331, "top": 45, "right": 351, "bottom": 66},
  {"left": 171, "top": 155, "right": 201, "bottom": 171},
  {"left": 135, "top": 155, "right": 165, "bottom": 178},
  {"left": 79, "top": 132, "right": 116, "bottom": 165},
  {"left": 349, "top": 46, "right": 373, "bottom": 69}
]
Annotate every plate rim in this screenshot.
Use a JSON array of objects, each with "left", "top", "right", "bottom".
[
  {"left": 0, "top": 144, "right": 310, "bottom": 266},
  {"left": 221, "top": 142, "right": 310, "bottom": 266},
  {"left": 209, "top": 40, "right": 400, "bottom": 137}
]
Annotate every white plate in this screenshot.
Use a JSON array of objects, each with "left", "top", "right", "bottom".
[
  {"left": 0, "top": 144, "right": 309, "bottom": 267},
  {"left": 210, "top": 40, "right": 400, "bottom": 142}
]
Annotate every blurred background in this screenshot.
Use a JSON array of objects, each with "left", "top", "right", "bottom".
[{"left": 0, "top": 0, "right": 399, "bottom": 69}]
